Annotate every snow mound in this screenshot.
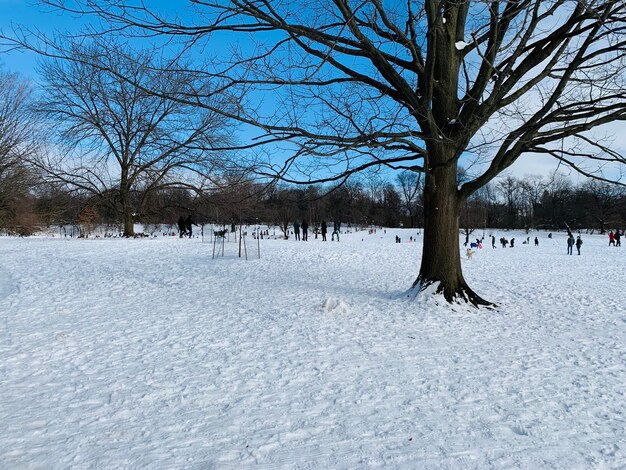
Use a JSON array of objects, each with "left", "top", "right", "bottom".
[
  {"left": 407, "top": 282, "right": 490, "bottom": 313},
  {"left": 322, "top": 297, "right": 350, "bottom": 314},
  {"left": 406, "top": 281, "right": 440, "bottom": 302}
]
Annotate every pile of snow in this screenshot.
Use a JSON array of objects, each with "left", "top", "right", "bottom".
[
  {"left": 322, "top": 297, "right": 351, "bottom": 314},
  {"left": 455, "top": 40, "right": 469, "bottom": 50},
  {"left": 0, "top": 229, "right": 624, "bottom": 467}
]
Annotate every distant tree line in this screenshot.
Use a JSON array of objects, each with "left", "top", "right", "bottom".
[{"left": 2, "top": 163, "right": 625, "bottom": 236}]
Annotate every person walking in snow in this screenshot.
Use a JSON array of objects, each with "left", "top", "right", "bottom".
[
  {"left": 615, "top": 229, "right": 622, "bottom": 247},
  {"left": 609, "top": 230, "right": 615, "bottom": 246},
  {"left": 491, "top": 235, "right": 496, "bottom": 249},
  {"left": 321, "top": 220, "right": 327, "bottom": 241},
  {"left": 534, "top": 236, "right": 539, "bottom": 246},
  {"left": 293, "top": 220, "right": 300, "bottom": 241},
  {"left": 185, "top": 215, "right": 197, "bottom": 238},
  {"left": 177, "top": 215, "right": 187, "bottom": 238},
  {"left": 301, "top": 219, "right": 309, "bottom": 241},
  {"left": 567, "top": 233, "right": 575, "bottom": 255},
  {"left": 332, "top": 220, "right": 341, "bottom": 241},
  {"left": 576, "top": 235, "right": 583, "bottom": 255}
]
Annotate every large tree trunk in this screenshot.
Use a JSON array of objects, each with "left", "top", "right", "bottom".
[
  {"left": 412, "top": 164, "right": 494, "bottom": 307},
  {"left": 410, "top": 6, "right": 493, "bottom": 308},
  {"left": 119, "top": 178, "right": 135, "bottom": 237},
  {"left": 122, "top": 209, "right": 134, "bottom": 238}
]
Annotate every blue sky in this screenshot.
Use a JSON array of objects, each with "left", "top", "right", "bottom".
[
  {"left": 0, "top": 0, "right": 69, "bottom": 76},
  {"left": 0, "top": 0, "right": 188, "bottom": 77}
]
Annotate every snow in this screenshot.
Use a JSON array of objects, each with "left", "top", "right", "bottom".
[
  {"left": 455, "top": 41, "right": 469, "bottom": 51},
  {"left": 323, "top": 297, "right": 351, "bottom": 315},
  {"left": 1, "top": 229, "right": 625, "bottom": 468}
]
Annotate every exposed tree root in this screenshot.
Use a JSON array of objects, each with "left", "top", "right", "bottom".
[{"left": 410, "top": 276, "right": 497, "bottom": 309}]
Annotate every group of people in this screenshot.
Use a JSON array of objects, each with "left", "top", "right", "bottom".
[
  {"left": 177, "top": 215, "right": 196, "bottom": 238},
  {"left": 497, "top": 230, "right": 583, "bottom": 255},
  {"left": 487, "top": 232, "right": 585, "bottom": 256},
  {"left": 492, "top": 235, "right": 543, "bottom": 249},
  {"left": 293, "top": 219, "right": 309, "bottom": 241},
  {"left": 567, "top": 232, "right": 583, "bottom": 255},
  {"left": 467, "top": 235, "right": 542, "bottom": 249},
  {"left": 608, "top": 229, "right": 622, "bottom": 246},
  {"left": 498, "top": 237, "right": 515, "bottom": 248},
  {"left": 293, "top": 220, "right": 341, "bottom": 241}
]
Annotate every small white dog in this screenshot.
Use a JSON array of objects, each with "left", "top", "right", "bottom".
[{"left": 466, "top": 247, "right": 475, "bottom": 260}]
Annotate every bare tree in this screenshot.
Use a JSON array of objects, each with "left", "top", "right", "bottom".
[
  {"left": 381, "top": 183, "right": 403, "bottom": 228},
  {"left": 34, "top": 40, "right": 234, "bottom": 236},
  {"left": 581, "top": 179, "right": 624, "bottom": 233},
  {"left": 542, "top": 173, "right": 576, "bottom": 229},
  {"left": 0, "top": 69, "right": 40, "bottom": 232},
  {"left": 14, "top": 0, "right": 626, "bottom": 305},
  {"left": 518, "top": 175, "right": 547, "bottom": 229},
  {"left": 265, "top": 185, "right": 299, "bottom": 239},
  {"left": 396, "top": 170, "right": 422, "bottom": 229},
  {"left": 460, "top": 196, "right": 487, "bottom": 245},
  {"left": 497, "top": 176, "right": 523, "bottom": 228}
]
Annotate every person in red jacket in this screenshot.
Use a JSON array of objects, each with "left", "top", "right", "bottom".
[{"left": 609, "top": 231, "right": 615, "bottom": 246}]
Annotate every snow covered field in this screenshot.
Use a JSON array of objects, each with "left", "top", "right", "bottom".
[{"left": 0, "top": 228, "right": 624, "bottom": 468}]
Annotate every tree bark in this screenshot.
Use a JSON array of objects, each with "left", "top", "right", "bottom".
[
  {"left": 122, "top": 208, "right": 134, "bottom": 238},
  {"left": 409, "top": 6, "right": 494, "bottom": 307},
  {"left": 413, "top": 162, "right": 494, "bottom": 307},
  {"left": 119, "top": 178, "right": 134, "bottom": 237}
]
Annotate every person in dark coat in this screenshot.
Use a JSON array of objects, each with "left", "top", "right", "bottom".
[
  {"left": 293, "top": 220, "right": 300, "bottom": 240},
  {"left": 615, "top": 229, "right": 622, "bottom": 247},
  {"left": 301, "top": 219, "right": 309, "bottom": 241},
  {"left": 178, "top": 216, "right": 187, "bottom": 238},
  {"left": 185, "top": 215, "right": 196, "bottom": 238},
  {"left": 534, "top": 237, "right": 539, "bottom": 246},
  {"left": 575, "top": 235, "right": 583, "bottom": 255},
  {"left": 332, "top": 220, "right": 340, "bottom": 241},
  {"left": 567, "top": 234, "right": 575, "bottom": 255},
  {"left": 321, "top": 220, "right": 327, "bottom": 241}
]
